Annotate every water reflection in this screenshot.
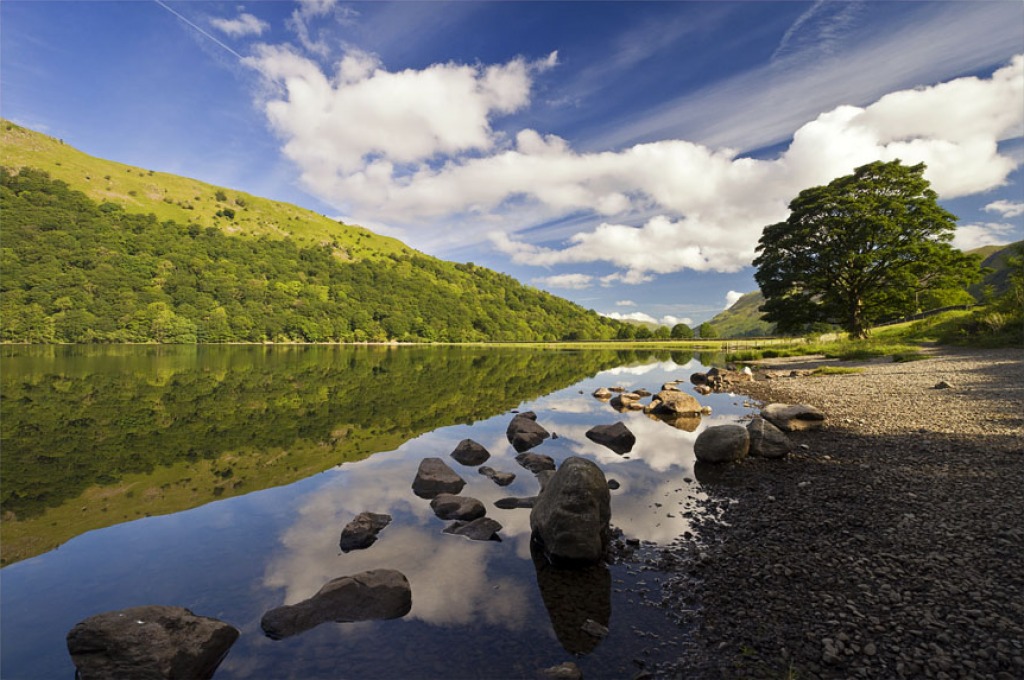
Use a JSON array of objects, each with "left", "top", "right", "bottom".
[{"left": 1, "top": 348, "right": 757, "bottom": 679}]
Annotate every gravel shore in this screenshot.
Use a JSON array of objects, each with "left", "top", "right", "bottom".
[{"left": 655, "top": 347, "right": 1024, "bottom": 679}]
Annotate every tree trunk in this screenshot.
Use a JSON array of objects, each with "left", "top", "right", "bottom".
[{"left": 848, "top": 298, "right": 869, "bottom": 339}]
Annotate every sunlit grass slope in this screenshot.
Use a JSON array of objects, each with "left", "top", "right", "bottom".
[{"left": 0, "top": 119, "right": 409, "bottom": 260}]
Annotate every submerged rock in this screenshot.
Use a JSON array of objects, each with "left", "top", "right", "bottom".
[
  {"left": 585, "top": 422, "right": 636, "bottom": 454},
  {"left": 411, "top": 457, "right": 466, "bottom": 498},
  {"left": 66, "top": 605, "right": 239, "bottom": 680},
  {"left": 495, "top": 496, "right": 537, "bottom": 509},
  {"left": 443, "top": 517, "right": 503, "bottom": 541},
  {"left": 530, "top": 456, "right": 611, "bottom": 565},
  {"left": 516, "top": 452, "right": 556, "bottom": 473},
  {"left": 694, "top": 424, "right": 750, "bottom": 464},
  {"left": 479, "top": 465, "right": 516, "bottom": 486},
  {"left": 541, "top": 662, "right": 583, "bottom": 679},
  {"left": 450, "top": 439, "right": 490, "bottom": 466},
  {"left": 339, "top": 512, "right": 392, "bottom": 552},
  {"left": 430, "top": 493, "right": 486, "bottom": 521},
  {"left": 261, "top": 570, "right": 411, "bottom": 639},
  {"left": 507, "top": 411, "right": 551, "bottom": 453}
]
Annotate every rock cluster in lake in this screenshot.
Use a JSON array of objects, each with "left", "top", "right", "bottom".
[
  {"left": 261, "top": 569, "right": 412, "bottom": 639},
  {"left": 411, "top": 457, "right": 466, "bottom": 498},
  {"left": 66, "top": 605, "right": 239, "bottom": 680},
  {"left": 478, "top": 465, "right": 516, "bottom": 486},
  {"left": 506, "top": 411, "right": 551, "bottom": 452},
  {"left": 339, "top": 512, "right": 392, "bottom": 552}
]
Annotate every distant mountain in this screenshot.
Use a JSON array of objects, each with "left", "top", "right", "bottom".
[
  {"left": 706, "top": 291, "right": 774, "bottom": 338},
  {"left": 968, "top": 241, "right": 1022, "bottom": 299},
  {"left": 1, "top": 121, "right": 622, "bottom": 343}
]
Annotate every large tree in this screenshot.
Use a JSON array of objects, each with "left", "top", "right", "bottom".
[{"left": 754, "top": 160, "right": 982, "bottom": 338}]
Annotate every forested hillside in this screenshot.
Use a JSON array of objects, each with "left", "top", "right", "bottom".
[{"left": 0, "top": 168, "right": 621, "bottom": 343}]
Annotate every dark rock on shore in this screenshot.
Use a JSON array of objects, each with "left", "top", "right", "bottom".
[
  {"left": 67, "top": 605, "right": 239, "bottom": 680},
  {"left": 762, "top": 402, "right": 826, "bottom": 431},
  {"left": 339, "top": 512, "right": 392, "bottom": 552},
  {"left": 694, "top": 424, "right": 749, "bottom": 463},
  {"left": 507, "top": 411, "right": 551, "bottom": 452},
  {"left": 430, "top": 493, "right": 485, "bottom": 521},
  {"left": 261, "top": 570, "right": 411, "bottom": 639},
  {"left": 411, "top": 457, "right": 466, "bottom": 498},
  {"left": 450, "top": 439, "right": 490, "bottom": 466},
  {"left": 747, "top": 416, "right": 792, "bottom": 458},
  {"left": 530, "top": 456, "right": 611, "bottom": 565},
  {"left": 585, "top": 422, "right": 636, "bottom": 454}
]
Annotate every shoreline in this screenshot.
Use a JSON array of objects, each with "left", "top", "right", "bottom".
[{"left": 658, "top": 347, "right": 1024, "bottom": 678}]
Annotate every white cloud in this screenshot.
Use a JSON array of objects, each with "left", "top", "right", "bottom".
[
  {"left": 532, "top": 273, "right": 593, "bottom": 290},
  {"left": 210, "top": 12, "right": 269, "bottom": 38},
  {"left": 984, "top": 200, "right": 1024, "bottom": 218},
  {"left": 615, "top": 300, "right": 636, "bottom": 307},
  {"left": 602, "top": 311, "right": 657, "bottom": 324},
  {"left": 952, "top": 222, "right": 1019, "bottom": 251},
  {"left": 724, "top": 291, "right": 744, "bottom": 309},
  {"left": 660, "top": 315, "right": 692, "bottom": 327},
  {"left": 250, "top": 41, "right": 1022, "bottom": 281}
]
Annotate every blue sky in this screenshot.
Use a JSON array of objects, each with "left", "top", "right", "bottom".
[{"left": 3, "top": 1, "right": 1022, "bottom": 326}]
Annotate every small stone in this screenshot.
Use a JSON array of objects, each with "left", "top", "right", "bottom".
[{"left": 581, "top": 619, "right": 609, "bottom": 638}]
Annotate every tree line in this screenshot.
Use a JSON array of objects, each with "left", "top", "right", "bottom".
[{"left": 1, "top": 168, "right": 624, "bottom": 344}]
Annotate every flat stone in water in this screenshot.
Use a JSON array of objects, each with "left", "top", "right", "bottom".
[{"left": 443, "top": 517, "right": 503, "bottom": 541}]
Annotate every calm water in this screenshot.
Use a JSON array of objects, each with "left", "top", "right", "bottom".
[{"left": 1, "top": 346, "right": 754, "bottom": 679}]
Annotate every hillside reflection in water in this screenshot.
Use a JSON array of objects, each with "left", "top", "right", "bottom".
[{"left": 0, "top": 346, "right": 755, "bottom": 679}]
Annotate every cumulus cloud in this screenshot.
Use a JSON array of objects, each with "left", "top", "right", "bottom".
[
  {"left": 532, "top": 273, "right": 593, "bottom": 290},
  {"left": 250, "top": 46, "right": 1023, "bottom": 280},
  {"left": 724, "top": 291, "right": 744, "bottom": 309},
  {"left": 984, "top": 200, "right": 1024, "bottom": 218},
  {"left": 602, "top": 311, "right": 657, "bottom": 324},
  {"left": 952, "top": 222, "right": 1019, "bottom": 251},
  {"left": 210, "top": 11, "right": 269, "bottom": 38},
  {"left": 660, "top": 315, "right": 693, "bottom": 327}
]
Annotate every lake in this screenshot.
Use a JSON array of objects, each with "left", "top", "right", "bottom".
[{"left": 0, "top": 345, "right": 755, "bottom": 679}]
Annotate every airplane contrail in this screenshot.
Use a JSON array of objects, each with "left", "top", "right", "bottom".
[{"left": 153, "top": 0, "right": 244, "bottom": 61}]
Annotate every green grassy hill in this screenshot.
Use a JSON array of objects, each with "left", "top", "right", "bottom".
[
  {"left": 0, "top": 122, "right": 623, "bottom": 343},
  {"left": 706, "top": 291, "right": 773, "bottom": 338},
  {"left": 1, "top": 120, "right": 408, "bottom": 260},
  {"left": 969, "top": 240, "right": 1022, "bottom": 299}
]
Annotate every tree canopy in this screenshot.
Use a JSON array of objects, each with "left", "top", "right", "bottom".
[{"left": 753, "top": 160, "right": 982, "bottom": 338}]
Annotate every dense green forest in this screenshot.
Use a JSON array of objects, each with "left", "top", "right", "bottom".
[{"left": 0, "top": 168, "right": 622, "bottom": 343}]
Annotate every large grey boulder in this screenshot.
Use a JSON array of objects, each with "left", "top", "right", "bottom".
[
  {"left": 761, "top": 403, "right": 826, "bottom": 432},
  {"left": 506, "top": 411, "right": 550, "bottom": 452},
  {"left": 430, "top": 493, "right": 486, "bottom": 521},
  {"left": 261, "top": 570, "right": 411, "bottom": 639},
  {"left": 66, "top": 605, "right": 239, "bottom": 680},
  {"left": 530, "top": 456, "right": 611, "bottom": 565},
  {"left": 694, "top": 424, "right": 750, "bottom": 464},
  {"left": 478, "top": 465, "right": 516, "bottom": 486},
  {"left": 411, "top": 457, "right": 465, "bottom": 498},
  {"left": 450, "top": 439, "right": 490, "bottom": 466},
  {"left": 747, "top": 417, "right": 792, "bottom": 458},
  {"left": 644, "top": 390, "right": 702, "bottom": 417},
  {"left": 585, "top": 422, "right": 636, "bottom": 454},
  {"left": 339, "top": 512, "right": 392, "bottom": 552}
]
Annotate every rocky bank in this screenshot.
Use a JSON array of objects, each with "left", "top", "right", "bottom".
[{"left": 656, "top": 347, "right": 1024, "bottom": 679}]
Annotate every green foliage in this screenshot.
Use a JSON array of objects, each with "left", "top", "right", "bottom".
[
  {"left": 0, "top": 168, "right": 622, "bottom": 344},
  {"left": 754, "top": 160, "right": 983, "bottom": 339},
  {"left": 811, "top": 366, "right": 864, "bottom": 375},
  {"left": 670, "top": 323, "right": 694, "bottom": 339},
  {"left": 698, "top": 322, "right": 719, "bottom": 339}
]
